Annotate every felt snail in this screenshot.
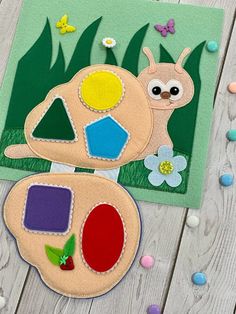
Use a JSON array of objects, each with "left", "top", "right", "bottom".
[
  {"left": 5, "top": 65, "right": 153, "bottom": 168},
  {"left": 137, "top": 47, "right": 194, "bottom": 159}
]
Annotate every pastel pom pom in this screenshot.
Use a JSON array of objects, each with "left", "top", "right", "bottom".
[
  {"left": 206, "top": 41, "right": 218, "bottom": 52},
  {"left": 140, "top": 255, "right": 155, "bottom": 269},
  {"left": 0, "top": 296, "right": 6, "bottom": 310},
  {"left": 147, "top": 304, "right": 161, "bottom": 314},
  {"left": 186, "top": 215, "right": 200, "bottom": 228},
  {"left": 192, "top": 272, "right": 207, "bottom": 286},
  {"left": 228, "top": 82, "right": 236, "bottom": 94},
  {"left": 219, "top": 174, "right": 234, "bottom": 187},
  {"left": 226, "top": 130, "right": 236, "bottom": 142}
]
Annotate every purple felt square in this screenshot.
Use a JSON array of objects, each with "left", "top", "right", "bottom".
[{"left": 23, "top": 184, "right": 73, "bottom": 234}]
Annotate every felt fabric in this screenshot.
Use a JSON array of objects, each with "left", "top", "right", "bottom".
[
  {"left": 137, "top": 49, "right": 194, "bottom": 158},
  {"left": 105, "top": 48, "right": 118, "bottom": 66},
  {"left": 24, "top": 64, "right": 153, "bottom": 169},
  {"left": 167, "top": 42, "right": 205, "bottom": 155},
  {"left": 122, "top": 24, "right": 149, "bottom": 76},
  {"left": 23, "top": 184, "right": 73, "bottom": 234},
  {"left": 4, "top": 173, "right": 141, "bottom": 298},
  {"left": 81, "top": 203, "right": 125, "bottom": 273},
  {"left": 0, "top": 0, "right": 224, "bottom": 209},
  {"left": 79, "top": 70, "right": 124, "bottom": 112},
  {"left": 32, "top": 97, "right": 77, "bottom": 142},
  {"left": 56, "top": 15, "right": 76, "bottom": 35},
  {"left": 4, "top": 144, "right": 38, "bottom": 159},
  {"left": 84, "top": 115, "right": 129, "bottom": 160}
]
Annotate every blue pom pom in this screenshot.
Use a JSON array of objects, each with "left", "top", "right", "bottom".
[
  {"left": 219, "top": 174, "right": 234, "bottom": 187},
  {"left": 206, "top": 41, "right": 218, "bottom": 52},
  {"left": 192, "top": 272, "right": 207, "bottom": 286}
]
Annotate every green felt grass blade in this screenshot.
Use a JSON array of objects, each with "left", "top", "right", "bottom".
[
  {"left": 159, "top": 44, "right": 175, "bottom": 63},
  {"left": 121, "top": 23, "right": 149, "bottom": 76},
  {"left": 105, "top": 48, "right": 118, "bottom": 65},
  {"left": 65, "top": 17, "right": 102, "bottom": 80},
  {"left": 32, "top": 98, "right": 76, "bottom": 141},
  {"left": 48, "top": 43, "right": 65, "bottom": 86},
  {"left": 6, "top": 19, "right": 53, "bottom": 129},
  {"left": 167, "top": 41, "right": 205, "bottom": 155}
]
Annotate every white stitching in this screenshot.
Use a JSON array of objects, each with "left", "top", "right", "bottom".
[
  {"left": 22, "top": 183, "right": 74, "bottom": 236},
  {"left": 80, "top": 202, "right": 127, "bottom": 274},
  {"left": 78, "top": 70, "right": 126, "bottom": 113},
  {"left": 83, "top": 114, "right": 130, "bottom": 161},
  {"left": 30, "top": 95, "right": 78, "bottom": 143}
]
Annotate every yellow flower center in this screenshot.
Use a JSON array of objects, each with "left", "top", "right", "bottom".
[
  {"left": 106, "top": 39, "right": 113, "bottom": 44},
  {"left": 80, "top": 70, "right": 124, "bottom": 111},
  {"left": 159, "top": 160, "right": 174, "bottom": 175}
]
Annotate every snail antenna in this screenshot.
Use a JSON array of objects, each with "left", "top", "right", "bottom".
[
  {"left": 143, "top": 47, "right": 157, "bottom": 74},
  {"left": 175, "top": 48, "right": 191, "bottom": 73}
]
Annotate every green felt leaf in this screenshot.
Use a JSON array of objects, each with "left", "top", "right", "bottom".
[
  {"left": 6, "top": 19, "right": 53, "bottom": 129},
  {"left": 65, "top": 17, "right": 102, "bottom": 80},
  {"left": 167, "top": 41, "right": 205, "bottom": 155},
  {"left": 105, "top": 48, "right": 118, "bottom": 66},
  {"left": 32, "top": 98, "right": 76, "bottom": 141},
  {"left": 63, "top": 234, "right": 75, "bottom": 257},
  {"left": 159, "top": 44, "right": 175, "bottom": 63},
  {"left": 45, "top": 245, "right": 63, "bottom": 265},
  {"left": 122, "top": 23, "right": 149, "bottom": 76}
]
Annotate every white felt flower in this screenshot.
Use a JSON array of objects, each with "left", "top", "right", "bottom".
[
  {"left": 144, "top": 145, "right": 187, "bottom": 187},
  {"left": 102, "top": 37, "right": 116, "bottom": 48}
]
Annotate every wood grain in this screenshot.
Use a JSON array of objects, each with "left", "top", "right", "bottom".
[
  {"left": 164, "top": 7, "right": 236, "bottom": 314},
  {"left": 0, "top": 0, "right": 23, "bottom": 88},
  {"left": 0, "top": 0, "right": 235, "bottom": 313}
]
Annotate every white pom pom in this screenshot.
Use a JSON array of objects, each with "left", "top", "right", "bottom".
[{"left": 0, "top": 296, "right": 6, "bottom": 309}]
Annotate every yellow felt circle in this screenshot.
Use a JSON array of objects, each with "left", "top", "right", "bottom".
[{"left": 80, "top": 71, "right": 124, "bottom": 111}]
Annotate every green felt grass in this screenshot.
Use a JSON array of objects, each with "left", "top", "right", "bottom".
[
  {"left": 0, "top": 1, "right": 223, "bottom": 207},
  {"left": 167, "top": 42, "right": 205, "bottom": 155},
  {"left": 0, "top": 128, "right": 189, "bottom": 193},
  {"left": 121, "top": 23, "right": 149, "bottom": 76},
  {"left": 105, "top": 48, "right": 118, "bottom": 66},
  {"left": 32, "top": 98, "right": 76, "bottom": 141},
  {"left": 0, "top": 129, "right": 51, "bottom": 172}
]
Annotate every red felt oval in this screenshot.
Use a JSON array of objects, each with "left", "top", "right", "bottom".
[{"left": 82, "top": 203, "right": 125, "bottom": 272}]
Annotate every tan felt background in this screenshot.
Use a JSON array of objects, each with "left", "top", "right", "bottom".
[
  {"left": 4, "top": 173, "right": 141, "bottom": 298},
  {"left": 25, "top": 65, "right": 153, "bottom": 169}
]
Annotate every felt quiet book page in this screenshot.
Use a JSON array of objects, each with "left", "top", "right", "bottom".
[{"left": 0, "top": 0, "right": 223, "bottom": 208}]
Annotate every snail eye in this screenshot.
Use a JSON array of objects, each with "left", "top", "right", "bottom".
[
  {"left": 170, "top": 86, "right": 180, "bottom": 96},
  {"left": 148, "top": 79, "right": 165, "bottom": 100},
  {"left": 166, "top": 80, "right": 183, "bottom": 101},
  {"left": 152, "top": 86, "right": 161, "bottom": 95}
]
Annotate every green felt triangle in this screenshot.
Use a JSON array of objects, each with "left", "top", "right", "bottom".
[{"left": 32, "top": 98, "right": 76, "bottom": 141}]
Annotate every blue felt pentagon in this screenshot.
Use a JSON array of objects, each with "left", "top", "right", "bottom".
[{"left": 84, "top": 115, "right": 129, "bottom": 160}]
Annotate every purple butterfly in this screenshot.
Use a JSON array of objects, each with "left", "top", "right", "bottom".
[{"left": 154, "top": 19, "right": 175, "bottom": 37}]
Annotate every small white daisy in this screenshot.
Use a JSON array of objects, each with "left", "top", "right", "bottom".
[
  {"left": 144, "top": 145, "right": 187, "bottom": 188},
  {"left": 102, "top": 37, "right": 116, "bottom": 48}
]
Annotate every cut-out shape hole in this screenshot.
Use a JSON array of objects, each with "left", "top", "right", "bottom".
[
  {"left": 23, "top": 184, "right": 73, "bottom": 234},
  {"left": 81, "top": 203, "right": 125, "bottom": 273},
  {"left": 32, "top": 97, "right": 77, "bottom": 142},
  {"left": 84, "top": 115, "right": 129, "bottom": 160},
  {"left": 79, "top": 70, "right": 124, "bottom": 112}
]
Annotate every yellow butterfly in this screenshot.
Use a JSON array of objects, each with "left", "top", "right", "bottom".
[{"left": 56, "top": 15, "right": 76, "bottom": 35}]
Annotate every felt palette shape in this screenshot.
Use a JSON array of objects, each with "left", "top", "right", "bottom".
[
  {"left": 0, "top": 0, "right": 224, "bottom": 208},
  {"left": 4, "top": 173, "right": 141, "bottom": 298},
  {"left": 21, "top": 64, "right": 152, "bottom": 169}
]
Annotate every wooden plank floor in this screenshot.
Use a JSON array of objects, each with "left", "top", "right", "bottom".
[{"left": 0, "top": 0, "right": 236, "bottom": 313}]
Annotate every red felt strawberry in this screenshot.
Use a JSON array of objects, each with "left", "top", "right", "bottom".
[
  {"left": 45, "top": 234, "right": 76, "bottom": 271},
  {"left": 60, "top": 256, "right": 75, "bottom": 271}
]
